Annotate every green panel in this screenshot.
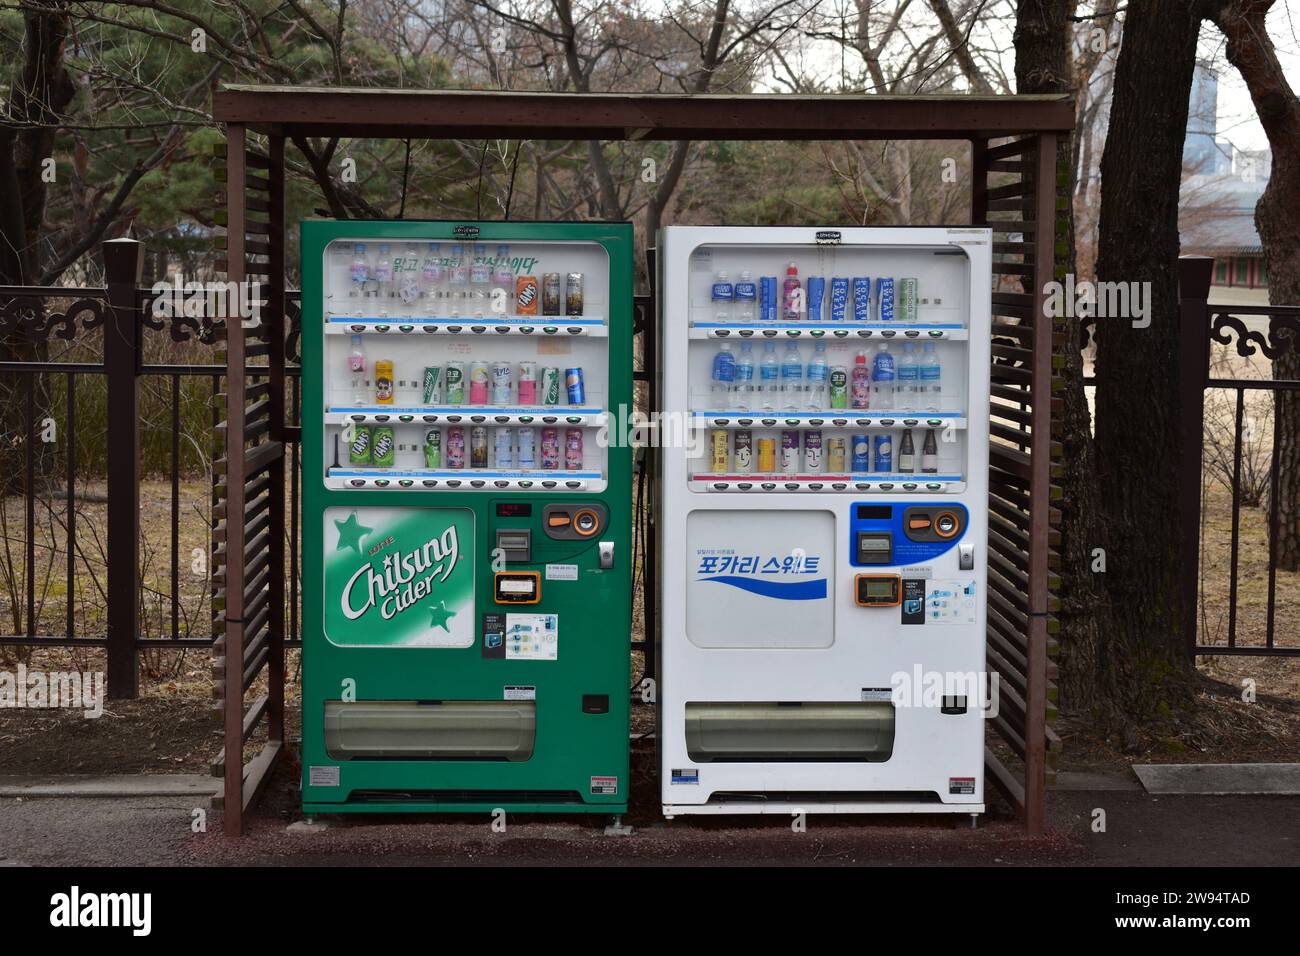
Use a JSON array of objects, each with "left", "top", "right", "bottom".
[{"left": 299, "top": 220, "right": 634, "bottom": 814}]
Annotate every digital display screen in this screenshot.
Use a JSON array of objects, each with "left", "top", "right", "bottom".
[
  {"left": 856, "top": 505, "right": 892, "bottom": 520},
  {"left": 865, "top": 579, "right": 896, "bottom": 597},
  {"left": 496, "top": 503, "right": 532, "bottom": 517}
]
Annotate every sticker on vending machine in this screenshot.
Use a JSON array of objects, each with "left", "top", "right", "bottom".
[
  {"left": 590, "top": 776, "right": 619, "bottom": 796},
  {"left": 308, "top": 766, "right": 340, "bottom": 787}
]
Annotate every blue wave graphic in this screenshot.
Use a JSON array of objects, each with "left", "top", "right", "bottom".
[{"left": 699, "top": 575, "right": 828, "bottom": 601}]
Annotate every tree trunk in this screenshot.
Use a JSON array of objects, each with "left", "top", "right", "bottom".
[
  {"left": 1013, "top": 0, "right": 1117, "bottom": 713},
  {"left": 1091, "top": 0, "right": 1204, "bottom": 717},
  {"left": 1208, "top": 0, "right": 1300, "bottom": 571}
]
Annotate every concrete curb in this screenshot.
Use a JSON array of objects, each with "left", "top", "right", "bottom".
[{"left": 0, "top": 774, "right": 219, "bottom": 799}]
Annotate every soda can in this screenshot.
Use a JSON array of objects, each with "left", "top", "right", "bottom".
[
  {"left": 542, "top": 273, "right": 562, "bottom": 315},
  {"left": 374, "top": 359, "right": 395, "bottom": 404},
  {"left": 757, "top": 437, "right": 777, "bottom": 472},
  {"left": 829, "top": 367, "right": 848, "bottom": 408},
  {"left": 422, "top": 365, "right": 442, "bottom": 404},
  {"left": 780, "top": 429, "right": 800, "bottom": 474},
  {"left": 469, "top": 361, "right": 490, "bottom": 404},
  {"left": 348, "top": 424, "right": 372, "bottom": 465},
  {"left": 446, "top": 427, "right": 466, "bottom": 469},
  {"left": 494, "top": 426, "right": 514, "bottom": 468},
  {"left": 804, "top": 430, "right": 823, "bottom": 473},
  {"left": 541, "top": 366, "right": 561, "bottom": 406},
  {"left": 444, "top": 361, "right": 465, "bottom": 404},
  {"left": 371, "top": 426, "right": 395, "bottom": 467},
  {"left": 540, "top": 427, "right": 560, "bottom": 469},
  {"left": 565, "top": 273, "right": 584, "bottom": 316},
  {"left": 470, "top": 426, "right": 489, "bottom": 468},
  {"left": 898, "top": 277, "right": 919, "bottom": 324},
  {"left": 515, "top": 276, "right": 539, "bottom": 316},
  {"left": 851, "top": 434, "right": 871, "bottom": 472},
  {"left": 733, "top": 429, "right": 753, "bottom": 474},
  {"left": 829, "top": 278, "right": 850, "bottom": 322},
  {"left": 806, "top": 277, "right": 825, "bottom": 323},
  {"left": 710, "top": 429, "right": 729, "bottom": 472},
  {"left": 490, "top": 360, "right": 513, "bottom": 404},
  {"left": 873, "top": 433, "right": 893, "bottom": 472},
  {"left": 852, "top": 278, "right": 872, "bottom": 323},
  {"left": 565, "top": 367, "right": 586, "bottom": 405},
  {"left": 564, "top": 428, "right": 584, "bottom": 470},
  {"left": 517, "top": 427, "right": 536, "bottom": 469},
  {"left": 423, "top": 428, "right": 442, "bottom": 468},
  {"left": 518, "top": 361, "right": 538, "bottom": 404},
  {"left": 827, "top": 436, "right": 846, "bottom": 472},
  {"left": 876, "top": 277, "right": 895, "bottom": 322}
]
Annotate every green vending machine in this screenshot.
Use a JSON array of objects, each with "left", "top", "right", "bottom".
[{"left": 300, "top": 220, "right": 633, "bottom": 816}]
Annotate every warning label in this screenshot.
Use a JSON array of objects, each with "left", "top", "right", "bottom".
[{"left": 590, "top": 776, "right": 619, "bottom": 796}]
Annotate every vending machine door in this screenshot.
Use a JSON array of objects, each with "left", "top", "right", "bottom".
[
  {"left": 299, "top": 220, "right": 634, "bottom": 814},
  {"left": 657, "top": 225, "right": 990, "bottom": 816}
]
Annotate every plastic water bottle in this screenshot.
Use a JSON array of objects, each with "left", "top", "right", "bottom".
[
  {"left": 871, "top": 343, "right": 895, "bottom": 410},
  {"left": 781, "top": 340, "right": 803, "bottom": 411},
  {"left": 782, "top": 263, "right": 802, "bottom": 322},
  {"left": 920, "top": 342, "right": 942, "bottom": 411},
  {"left": 806, "top": 341, "right": 829, "bottom": 410},
  {"left": 422, "top": 242, "right": 445, "bottom": 308},
  {"left": 712, "top": 341, "right": 736, "bottom": 405},
  {"left": 896, "top": 342, "right": 918, "bottom": 409},
  {"left": 851, "top": 350, "right": 871, "bottom": 410},
  {"left": 492, "top": 244, "right": 514, "bottom": 315},
  {"left": 349, "top": 244, "right": 369, "bottom": 315},
  {"left": 712, "top": 271, "right": 734, "bottom": 322},
  {"left": 469, "top": 243, "right": 491, "bottom": 316},
  {"left": 374, "top": 243, "right": 394, "bottom": 315},
  {"left": 734, "top": 271, "right": 757, "bottom": 323},
  {"left": 447, "top": 244, "right": 467, "bottom": 316},
  {"left": 759, "top": 341, "right": 780, "bottom": 411},
  {"left": 734, "top": 341, "right": 755, "bottom": 411}
]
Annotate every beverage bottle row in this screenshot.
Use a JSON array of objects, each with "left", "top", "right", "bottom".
[
  {"left": 711, "top": 339, "right": 941, "bottom": 412},
  {"left": 343, "top": 243, "right": 586, "bottom": 319},
  {"left": 347, "top": 338, "right": 586, "bottom": 407},
  {"left": 707, "top": 426, "right": 941, "bottom": 475},
  {"left": 710, "top": 264, "right": 920, "bottom": 323},
  {"left": 347, "top": 424, "right": 585, "bottom": 471}
]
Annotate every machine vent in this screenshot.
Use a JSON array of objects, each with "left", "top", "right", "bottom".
[
  {"left": 685, "top": 701, "right": 895, "bottom": 763},
  {"left": 347, "top": 789, "right": 583, "bottom": 805},
  {"left": 706, "top": 790, "right": 940, "bottom": 804},
  {"left": 324, "top": 700, "right": 536, "bottom": 761}
]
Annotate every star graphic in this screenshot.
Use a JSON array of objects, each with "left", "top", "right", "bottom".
[
  {"left": 428, "top": 600, "right": 457, "bottom": 632},
  {"left": 334, "top": 512, "right": 372, "bottom": 554}
]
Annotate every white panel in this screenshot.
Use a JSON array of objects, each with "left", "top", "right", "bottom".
[{"left": 686, "top": 509, "right": 835, "bottom": 648}]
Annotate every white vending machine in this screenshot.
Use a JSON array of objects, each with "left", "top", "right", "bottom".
[{"left": 657, "top": 226, "right": 991, "bottom": 817}]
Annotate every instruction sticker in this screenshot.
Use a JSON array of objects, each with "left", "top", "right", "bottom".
[
  {"left": 503, "top": 685, "right": 536, "bottom": 701},
  {"left": 545, "top": 563, "right": 578, "bottom": 581},
  {"left": 309, "top": 766, "right": 340, "bottom": 788},
  {"left": 505, "top": 613, "right": 558, "bottom": 661}
]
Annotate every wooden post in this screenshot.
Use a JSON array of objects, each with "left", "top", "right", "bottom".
[
  {"left": 1178, "top": 256, "right": 1214, "bottom": 659},
  {"left": 1024, "top": 132, "right": 1057, "bottom": 836},
  {"left": 103, "top": 238, "right": 143, "bottom": 700},
  {"left": 223, "top": 124, "right": 248, "bottom": 836}
]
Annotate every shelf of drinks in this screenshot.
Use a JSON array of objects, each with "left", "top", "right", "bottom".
[
  {"left": 324, "top": 315, "right": 607, "bottom": 337},
  {"left": 689, "top": 323, "right": 967, "bottom": 341},
  {"left": 327, "top": 405, "right": 607, "bottom": 427},
  {"left": 691, "top": 411, "right": 965, "bottom": 430},
  {"left": 688, "top": 474, "right": 965, "bottom": 493},
  {"left": 325, "top": 468, "right": 605, "bottom": 491}
]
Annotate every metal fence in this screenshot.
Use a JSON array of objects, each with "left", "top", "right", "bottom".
[
  {"left": 1178, "top": 257, "right": 1300, "bottom": 658},
  {"left": 0, "top": 239, "right": 303, "bottom": 698}
]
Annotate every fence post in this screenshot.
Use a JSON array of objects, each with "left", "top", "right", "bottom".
[
  {"left": 104, "top": 238, "right": 144, "bottom": 699},
  {"left": 1178, "top": 255, "right": 1214, "bottom": 661}
]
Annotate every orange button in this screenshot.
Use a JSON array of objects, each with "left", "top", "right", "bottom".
[
  {"left": 909, "top": 517, "right": 931, "bottom": 530},
  {"left": 548, "top": 513, "right": 571, "bottom": 528}
]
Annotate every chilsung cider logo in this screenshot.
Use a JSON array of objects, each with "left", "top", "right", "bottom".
[{"left": 341, "top": 525, "right": 460, "bottom": 625}]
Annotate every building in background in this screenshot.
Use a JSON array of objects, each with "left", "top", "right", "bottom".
[{"left": 1180, "top": 62, "right": 1271, "bottom": 297}]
